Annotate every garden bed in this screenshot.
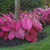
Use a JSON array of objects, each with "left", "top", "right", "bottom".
[
  {"left": 0, "top": 8, "right": 50, "bottom": 47},
  {"left": 0, "top": 22, "right": 47, "bottom": 47}
]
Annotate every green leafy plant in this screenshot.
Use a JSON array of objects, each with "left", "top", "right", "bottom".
[
  {"left": 0, "top": 0, "right": 44, "bottom": 13},
  {"left": 0, "top": 0, "right": 15, "bottom": 13}
]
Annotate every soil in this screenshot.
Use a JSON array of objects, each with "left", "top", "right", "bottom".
[
  {"left": 37, "top": 33, "right": 46, "bottom": 41},
  {"left": 0, "top": 37, "right": 29, "bottom": 47}
]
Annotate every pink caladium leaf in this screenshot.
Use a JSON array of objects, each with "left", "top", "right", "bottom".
[
  {"left": 3, "top": 32, "right": 8, "bottom": 40},
  {"left": 6, "top": 22, "right": 11, "bottom": 29},
  {"left": 2, "top": 14, "right": 7, "bottom": 18},
  {"left": 32, "top": 17, "right": 43, "bottom": 32},
  {"left": 30, "top": 27, "right": 37, "bottom": 42},
  {"left": 0, "top": 31, "right": 4, "bottom": 37},
  {"left": 8, "top": 31, "right": 15, "bottom": 40},
  {"left": 11, "top": 20, "right": 16, "bottom": 29},
  {"left": 10, "top": 12, "right": 15, "bottom": 19},
  {"left": 18, "top": 28, "right": 25, "bottom": 39},
  {"left": 2, "top": 22, "right": 11, "bottom": 31},
  {"left": 25, "top": 33, "right": 32, "bottom": 41},
  {"left": 2, "top": 26, "right": 10, "bottom": 31},
  {"left": 22, "top": 17, "right": 27, "bottom": 30},
  {"left": 25, "top": 27, "right": 37, "bottom": 42},
  {"left": 16, "top": 28, "right": 25, "bottom": 39},
  {"left": 0, "top": 18, "right": 4, "bottom": 25},
  {"left": 6, "top": 14, "right": 10, "bottom": 17},
  {"left": 22, "top": 17, "right": 32, "bottom": 31},
  {"left": 15, "top": 19, "right": 21, "bottom": 31},
  {"left": 16, "top": 31, "right": 21, "bottom": 38},
  {"left": 27, "top": 17, "right": 32, "bottom": 31},
  {"left": 7, "top": 17, "right": 12, "bottom": 22},
  {"left": 4, "top": 36, "right": 8, "bottom": 40}
]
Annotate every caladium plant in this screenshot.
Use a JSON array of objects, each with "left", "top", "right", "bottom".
[
  {"left": 33, "top": 8, "right": 50, "bottom": 23},
  {"left": 0, "top": 8, "right": 49, "bottom": 42}
]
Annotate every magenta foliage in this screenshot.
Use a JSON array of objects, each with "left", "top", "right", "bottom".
[
  {"left": 33, "top": 8, "right": 50, "bottom": 23},
  {"left": 0, "top": 8, "right": 45, "bottom": 42}
]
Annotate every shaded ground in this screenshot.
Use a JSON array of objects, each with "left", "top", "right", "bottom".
[{"left": 0, "top": 25, "right": 50, "bottom": 50}]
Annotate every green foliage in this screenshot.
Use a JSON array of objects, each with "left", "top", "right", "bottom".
[
  {"left": 0, "top": 0, "right": 15, "bottom": 13},
  {"left": 20, "top": 0, "right": 44, "bottom": 11},
  {"left": 43, "top": 25, "right": 50, "bottom": 35},
  {"left": 0, "top": 0, "right": 44, "bottom": 13}
]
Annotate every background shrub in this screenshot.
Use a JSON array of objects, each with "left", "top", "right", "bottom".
[
  {"left": 0, "top": 0, "right": 44, "bottom": 13},
  {"left": 21, "top": 0, "right": 44, "bottom": 10},
  {"left": 0, "top": 0, "right": 15, "bottom": 13}
]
